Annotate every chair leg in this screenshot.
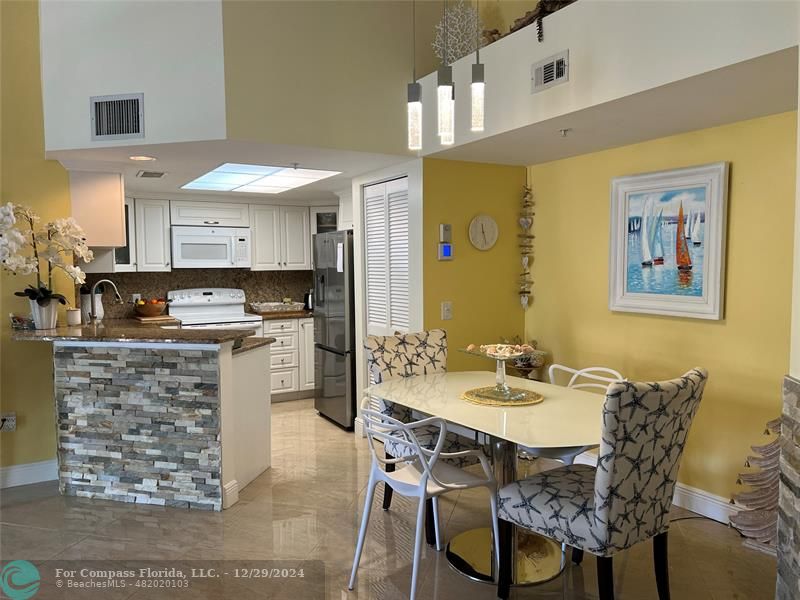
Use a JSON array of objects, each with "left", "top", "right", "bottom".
[
  {"left": 348, "top": 473, "right": 377, "bottom": 590},
  {"left": 654, "top": 532, "right": 670, "bottom": 600},
  {"left": 410, "top": 496, "right": 427, "bottom": 600},
  {"left": 382, "top": 453, "right": 395, "bottom": 510},
  {"left": 572, "top": 548, "right": 584, "bottom": 565},
  {"left": 596, "top": 556, "right": 614, "bottom": 600},
  {"left": 496, "top": 519, "right": 513, "bottom": 600},
  {"left": 431, "top": 497, "right": 443, "bottom": 551},
  {"left": 488, "top": 489, "right": 501, "bottom": 580},
  {"left": 425, "top": 498, "right": 436, "bottom": 546}
]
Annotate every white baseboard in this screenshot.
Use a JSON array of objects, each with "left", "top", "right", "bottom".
[
  {"left": 0, "top": 459, "right": 58, "bottom": 489},
  {"left": 572, "top": 451, "right": 739, "bottom": 524},
  {"left": 222, "top": 479, "right": 239, "bottom": 509}
]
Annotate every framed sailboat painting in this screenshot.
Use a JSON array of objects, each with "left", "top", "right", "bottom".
[{"left": 609, "top": 162, "right": 729, "bottom": 319}]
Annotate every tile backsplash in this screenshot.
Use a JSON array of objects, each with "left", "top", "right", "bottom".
[{"left": 83, "top": 269, "right": 313, "bottom": 319}]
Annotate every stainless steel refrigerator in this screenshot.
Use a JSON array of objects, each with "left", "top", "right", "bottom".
[{"left": 313, "top": 230, "right": 356, "bottom": 429}]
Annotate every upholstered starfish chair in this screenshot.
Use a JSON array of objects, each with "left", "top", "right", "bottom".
[
  {"left": 496, "top": 368, "right": 708, "bottom": 600},
  {"left": 364, "top": 331, "right": 483, "bottom": 515}
]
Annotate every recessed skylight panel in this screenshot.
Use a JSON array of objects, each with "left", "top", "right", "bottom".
[{"left": 182, "top": 163, "right": 341, "bottom": 194}]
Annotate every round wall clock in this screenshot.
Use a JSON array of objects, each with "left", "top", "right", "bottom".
[{"left": 468, "top": 214, "right": 499, "bottom": 251}]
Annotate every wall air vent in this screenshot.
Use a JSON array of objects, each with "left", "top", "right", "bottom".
[
  {"left": 136, "top": 170, "right": 165, "bottom": 179},
  {"left": 531, "top": 50, "right": 569, "bottom": 94},
  {"left": 90, "top": 93, "right": 144, "bottom": 140}
]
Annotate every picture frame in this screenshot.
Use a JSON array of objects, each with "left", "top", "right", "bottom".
[{"left": 609, "top": 162, "right": 729, "bottom": 320}]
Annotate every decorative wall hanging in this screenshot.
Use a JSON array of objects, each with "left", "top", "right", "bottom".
[
  {"left": 730, "top": 418, "right": 780, "bottom": 554},
  {"left": 432, "top": 0, "right": 485, "bottom": 65},
  {"left": 609, "top": 162, "right": 729, "bottom": 320},
  {"left": 518, "top": 182, "right": 535, "bottom": 309},
  {"left": 483, "top": 0, "right": 577, "bottom": 45}
]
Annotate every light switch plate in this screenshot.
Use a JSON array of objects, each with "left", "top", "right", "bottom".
[{"left": 441, "top": 301, "right": 453, "bottom": 321}]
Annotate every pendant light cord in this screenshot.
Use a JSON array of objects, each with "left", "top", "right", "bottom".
[
  {"left": 476, "top": 0, "right": 480, "bottom": 64},
  {"left": 412, "top": 0, "right": 416, "bottom": 81}
]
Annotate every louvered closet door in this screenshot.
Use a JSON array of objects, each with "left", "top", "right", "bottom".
[
  {"left": 364, "top": 182, "right": 389, "bottom": 335},
  {"left": 363, "top": 177, "right": 410, "bottom": 337},
  {"left": 386, "top": 178, "right": 409, "bottom": 332}
]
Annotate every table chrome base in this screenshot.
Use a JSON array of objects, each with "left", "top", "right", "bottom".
[{"left": 445, "top": 527, "right": 565, "bottom": 586}]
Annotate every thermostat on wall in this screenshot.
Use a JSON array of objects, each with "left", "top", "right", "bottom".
[{"left": 438, "top": 223, "right": 453, "bottom": 260}]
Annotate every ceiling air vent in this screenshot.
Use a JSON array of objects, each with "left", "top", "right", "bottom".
[
  {"left": 531, "top": 50, "right": 569, "bottom": 94},
  {"left": 90, "top": 93, "right": 144, "bottom": 140},
  {"left": 136, "top": 170, "right": 165, "bottom": 179}
]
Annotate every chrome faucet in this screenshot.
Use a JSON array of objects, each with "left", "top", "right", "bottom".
[{"left": 90, "top": 279, "right": 123, "bottom": 322}]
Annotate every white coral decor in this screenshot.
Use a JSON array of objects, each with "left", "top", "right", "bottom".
[
  {"left": 0, "top": 202, "right": 93, "bottom": 289},
  {"left": 432, "top": 0, "right": 485, "bottom": 65}
]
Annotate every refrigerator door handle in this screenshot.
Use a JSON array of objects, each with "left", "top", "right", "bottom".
[{"left": 318, "top": 274, "right": 325, "bottom": 305}]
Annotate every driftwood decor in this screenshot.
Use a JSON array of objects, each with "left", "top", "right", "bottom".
[
  {"left": 483, "top": 0, "right": 577, "bottom": 45},
  {"left": 729, "top": 418, "right": 780, "bottom": 554}
]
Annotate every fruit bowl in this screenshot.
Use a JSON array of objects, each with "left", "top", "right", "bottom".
[{"left": 134, "top": 302, "right": 167, "bottom": 317}]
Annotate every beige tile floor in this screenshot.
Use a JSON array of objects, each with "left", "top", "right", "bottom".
[{"left": 0, "top": 399, "right": 777, "bottom": 599}]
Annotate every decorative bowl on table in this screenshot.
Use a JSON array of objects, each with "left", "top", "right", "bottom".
[
  {"left": 460, "top": 344, "right": 545, "bottom": 406},
  {"left": 134, "top": 301, "right": 168, "bottom": 318}
]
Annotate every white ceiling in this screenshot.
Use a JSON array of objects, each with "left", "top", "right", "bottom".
[
  {"left": 428, "top": 48, "right": 798, "bottom": 166},
  {"left": 48, "top": 140, "right": 410, "bottom": 203}
]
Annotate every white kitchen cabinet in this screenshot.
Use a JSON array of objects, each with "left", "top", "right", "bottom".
[
  {"left": 69, "top": 170, "right": 125, "bottom": 247},
  {"left": 282, "top": 206, "right": 311, "bottom": 270},
  {"left": 309, "top": 205, "right": 339, "bottom": 268},
  {"left": 135, "top": 198, "right": 171, "bottom": 272},
  {"left": 298, "top": 318, "right": 315, "bottom": 392},
  {"left": 251, "top": 205, "right": 311, "bottom": 271},
  {"left": 81, "top": 197, "right": 137, "bottom": 273},
  {"left": 170, "top": 201, "right": 250, "bottom": 227},
  {"left": 250, "top": 205, "right": 281, "bottom": 270}
]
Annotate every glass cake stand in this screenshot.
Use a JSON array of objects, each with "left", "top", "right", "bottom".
[{"left": 460, "top": 347, "right": 540, "bottom": 402}]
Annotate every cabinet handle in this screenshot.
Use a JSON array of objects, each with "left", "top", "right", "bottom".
[
  {"left": 204, "top": 220, "right": 220, "bottom": 225},
  {"left": 165, "top": 261, "right": 170, "bottom": 267}
]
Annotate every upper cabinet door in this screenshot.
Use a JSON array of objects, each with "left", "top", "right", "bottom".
[
  {"left": 281, "top": 206, "right": 311, "bottom": 270},
  {"left": 135, "top": 199, "right": 172, "bottom": 272},
  {"left": 250, "top": 205, "right": 281, "bottom": 271},
  {"left": 170, "top": 201, "right": 250, "bottom": 227},
  {"left": 69, "top": 171, "right": 125, "bottom": 247}
]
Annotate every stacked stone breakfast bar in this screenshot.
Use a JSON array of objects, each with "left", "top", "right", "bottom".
[{"left": 14, "top": 322, "right": 274, "bottom": 511}]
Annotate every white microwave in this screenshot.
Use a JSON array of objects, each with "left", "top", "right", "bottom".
[{"left": 171, "top": 226, "right": 251, "bottom": 269}]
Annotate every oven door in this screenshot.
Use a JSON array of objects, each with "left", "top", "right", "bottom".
[
  {"left": 172, "top": 226, "right": 248, "bottom": 269},
  {"left": 162, "top": 321, "right": 264, "bottom": 337}
]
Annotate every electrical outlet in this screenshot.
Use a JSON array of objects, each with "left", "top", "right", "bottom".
[
  {"left": 1, "top": 413, "right": 17, "bottom": 432},
  {"left": 441, "top": 301, "right": 453, "bottom": 321},
  {"left": 131, "top": 293, "right": 142, "bottom": 303}
]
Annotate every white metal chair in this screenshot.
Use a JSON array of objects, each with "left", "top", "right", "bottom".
[
  {"left": 519, "top": 364, "right": 624, "bottom": 465},
  {"left": 349, "top": 401, "right": 499, "bottom": 600}
]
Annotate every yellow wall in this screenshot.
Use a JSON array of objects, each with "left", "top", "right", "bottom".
[
  {"left": 423, "top": 158, "right": 526, "bottom": 372},
  {"left": 1, "top": 0, "right": 73, "bottom": 467},
  {"left": 527, "top": 112, "right": 796, "bottom": 498},
  {"left": 222, "top": 0, "right": 441, "bottom": 156}
]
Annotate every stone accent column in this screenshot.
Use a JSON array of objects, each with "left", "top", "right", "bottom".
[
  {"left": 778, "top": 375, "right": 800, "bottom": 598},
  {"left": 54, "top": 345, "right": 222, "bottom": 510}
]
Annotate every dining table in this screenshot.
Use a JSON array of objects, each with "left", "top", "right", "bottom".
[{"left": 365, "top": 370, "right": 606, "bottom": 586}]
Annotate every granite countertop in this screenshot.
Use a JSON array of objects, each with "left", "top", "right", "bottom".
[
  {"left": 12, "top": 319, "right": 260, "bottom": 345},
  {"left": 249, "top": 310, "right": 313, "bottom": 321},
  {"left": 233, "top": 336, "right": 276, "bottom": 356}
]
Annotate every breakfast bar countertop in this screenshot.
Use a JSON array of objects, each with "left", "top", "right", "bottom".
[{"left": 12, "top": 319, "right": 261, "bottom": 345}]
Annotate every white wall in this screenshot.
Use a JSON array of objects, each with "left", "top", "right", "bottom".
[
  {"left": 419, "top": 0, "right": 799, "bottom": 155},
  {"left": 351, "top": 159, "right": 424, "bottom": 405},
  {"left": 39, "top": 0, "right": 226, "bottom": 151}
]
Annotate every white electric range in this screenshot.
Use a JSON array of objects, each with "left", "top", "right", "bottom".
[{"left": 165, "top": 288, "right": 263, "bottom": 337}]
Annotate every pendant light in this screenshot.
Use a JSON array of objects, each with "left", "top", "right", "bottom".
[
  {"left": 471, "top": 1, "right": 484, "bottom": 132},
  {"left": 437, "top": 0, "right": 454, "bottom": 145},
  {"left": 407, "top": 0, "right": 422, "bottom": 151}
]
